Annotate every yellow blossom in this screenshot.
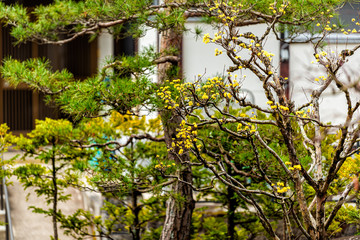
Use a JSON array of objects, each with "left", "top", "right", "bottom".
[
  {"left": 277, "top": 182, "right": 284, "bottom": 187},
  {"left": 279, "top": 105, "right": 289, "bottom": 111},
  {"left": 293, "top": 165, "right": 302, "bottom": 170},
  {"left": 203, "top": 33, "right": 210, "bottom": 44},
  {"left": 277, "top": 187, "right": 290, "bottom": 193}
]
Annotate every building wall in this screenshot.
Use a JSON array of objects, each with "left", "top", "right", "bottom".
[
  {"left": 137, "top": 19, "right": 360, "bottom": 125},
  {"left": 0, "top": 25, "right": 97, "bottom": 133},
  {"left": 290, "top": 39, "right": 360, "bottom": 123},
  {"left": 183, "top": 21, "right": 280, "bottom": 107}
]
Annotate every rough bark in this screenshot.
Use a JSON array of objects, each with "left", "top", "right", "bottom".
[
  {"left": 158, "top": 12, "right": 195, "bottom": 240},
  {"left": 227, "top": 166, "right": 236, "bottom": 240},
  {"left": 315, "top": 193, "right": 327, "bottom": 240},
  {"left": 131, "top": 189, "right": 141, "bottom": 240},
  {"left": 51, "top": 139, "right": 58, "bottom": 240},
  {"left": 161, "top": 166, "right": 194, "bottom": 240}
]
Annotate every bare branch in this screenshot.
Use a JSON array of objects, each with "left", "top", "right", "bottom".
[
  {"left": 325, "top": 182, "right": 354, "bottom": 230},
  {"left": 72, "top": 134, "right": 164, "bottom": 151}
]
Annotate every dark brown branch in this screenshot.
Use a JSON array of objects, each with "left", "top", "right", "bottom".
[
  {"left": 289, "top": 202, "right": 312, "bottom": 239},
  {"left": 71, "top": 134, "right": 164, "bottom": 151},
  {"left": 325, "top": 182, "right": 354, "bottom": 230}
]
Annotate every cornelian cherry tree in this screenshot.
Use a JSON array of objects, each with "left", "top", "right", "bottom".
[{"left": 157, "top": 2, "right": 360, "bottom": 239}]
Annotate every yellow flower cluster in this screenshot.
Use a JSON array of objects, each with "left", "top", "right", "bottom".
[
  {"left": 197, "top": 75, "right": 242, "bottom": 104},
  {"left": 269, "top": 2, "right": 288, "bottom": 14},
  {"left": 209, "top": 0, "right": 242, "bottom": 25},
  {"left": 324, "top": 24, "right": 332, "bottom": 31},
  {"left": 214, "top": 48, "right": 223, "bottom": 56},
  {"left": 272, "top": 181, "right": 290, "bottom": 193},
  {"left": 341, "top": 28, "right": 358, "bottom": 35},
  {"left": 279, "top": 105, "right": 289, "bottom": 111},
  {"left": 239, "top": 113, "right": 248, "bottom": 118},
  {"left": 157, "top": 79, "right": 195, "bottom": 110},
  {"left": 223, "top": 92, "right": 232, "bottom": 99},
  {"left": 260, "top": 50, "right": 275, "bottom": 62},
  {"left": 266, "top": 101, "right": 289, "bottom": 112},
  {"left": 173, "top": 120, "right": 198, "bottom": 155},
  {"left": 157, "top": 74, "right": 246, "bottom": 121},
  {"left": 313, "top": 51, "right": 329, "bottom": 63},
  {"left": 203, "top": 33, "right": 210, "bottom": 44},
  {"left": 157, "top": 75, "right": 230, "bottom": 111},
  {"left": 213, "top": 32, "right": 222, "bottom": 42},
  {"left": 155, "top": 161, "right": 176, "bottom": 169},
  {"left": 208, "top": 2, "right": 220, "bottom": 12},
  {"left": 277, "top": 186, "right": 291, "bottom": 193},
  {"left": 289, "top": 164, "right": 302, "bottom": 171},
  {"left": 237, "top": 123, "right": 256, "bottom": 134},
  {"left": 201, "top": 2, "right": 282, "bottom": 71},
  {"left": 157, "top": 85, "right": 175, "bottom": 110},
  {"left": 294, "top": 165, "right": 301, "bottom": 170},
  {"left": 202, "top": 93, "right": 209, "bottom": 100},
  {"left": 236, "top": 111, "right": 257, "bottom": 134},
  {"left": 295, "top": 110, "right": 308, "bottom": 118},
  {"left": 202, "top": 31, "right": 224, "bottom": 45},
  {"left": 314, "top": 76, "right": 326, "bottom": 82},
  {"left": 319, "top": 51, "right": 327, "bottom": 57},
  {"left": 315, "top": 12, "right": 337, "bottom": 32}
]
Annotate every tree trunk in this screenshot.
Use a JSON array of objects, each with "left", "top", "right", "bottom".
[
  {"left": 161, "top": 167, "right": 194, "bottom": 240},
  {"left": 129, "top": 141, "right": 141, "bottom": 240},
  {"left": 315, "top": 193, "right": 327, "bottom": 240},
  {"left": 132, "top": 189, "right": 141, "bottom": 240},
  {"left": 158, "top": 11, "right": 195, "bottom": 240},
  {"left": 51, "top": 140, "right": 58, "bottom": 240},
  {"left": 227, "top": 166, "right": 236, "bottom": 240}
]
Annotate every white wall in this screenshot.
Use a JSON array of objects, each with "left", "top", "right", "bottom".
[
  {"left": 138, "top": 27, "right": 159, "bottom": 83},
  {"left": 183, "top": 21, "right": 280, "bottom": 107},
  {"left": 137, "top": 22, "right": 281, "bottom": 108},
  {"left": 97, "top": 31, "right": 114, "bottom": 69},
  {"left": 290, "top": 41, "right": 360, "bottom": 123},
  {"left": 137, "top": 21, "right": 360, "bottom": 124}
]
